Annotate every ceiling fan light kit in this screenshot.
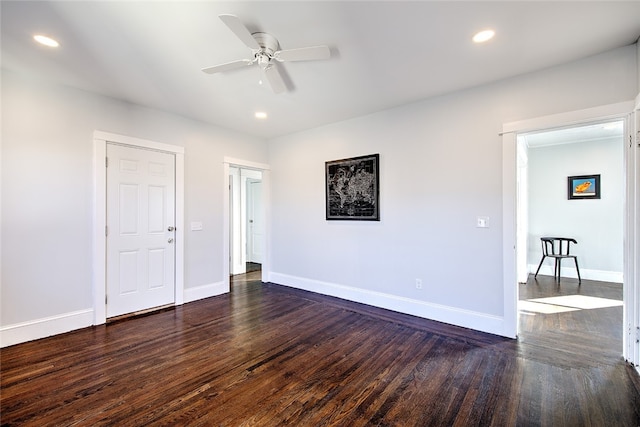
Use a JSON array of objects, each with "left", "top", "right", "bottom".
[{"left": 202, "top": 14, "right": 330, "bottom": 93}]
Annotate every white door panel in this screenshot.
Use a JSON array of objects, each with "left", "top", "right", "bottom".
[
  {"left": 118, "top": 250, "right": 139, "bottom": 294},
  {"left": 107, "top": 144, "right": 175, "bottom": 317},
  {"left": 148, "top": 186, "right": 166, "bottom": 232},
  {"left": 247, "top": 179, "right": 263, "bottom": 264}
]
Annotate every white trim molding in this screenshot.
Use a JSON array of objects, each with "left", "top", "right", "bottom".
[
  {"left": 93, "top": 131, "right": 185, "bottom": 325},
  {"left": 502, "top": 101, "right": 635, "bottom": 135},
  {"left": 184, "top": 281, "right": 228, "bottom": 303},
  {"left": 502, "top": 131, "right": 518, "bottom": 338},
  {"left": 94, "top": 131, "right": 185, "bottom": 155},
  {"left": 629, "top": 94, "right": 640, "bottom": 367},
  {"left": 223, "top": 156, "right": 270, "bottom": 171},
  {"left": 1, "top": 309, "right": 94, "bottom": 348},
  {"left": 270, "top": 273, "right": 507, "bottom": 338}
]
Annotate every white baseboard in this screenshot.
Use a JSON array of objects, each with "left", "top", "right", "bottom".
[
  {"left": 1, "top": 283, "right": 229, "bottom": 348},
  {"left": 183, "top": 281, "right": 228, "bottom": 303},
  {"left": 269, "top": 272, "right": 507, "bottom": 338},
  {"left": 528, "top": 264, "right": 623, "bottom": 283},
  {"left": 0, "top": 309, "right": 94, "bottom": 348}
]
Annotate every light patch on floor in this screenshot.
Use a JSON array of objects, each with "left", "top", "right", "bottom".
[
  {"left": 529, "top": 295, "right": 623, "bottom": 310},
  {"left": 518, "top": 300, "right": 579, "bottom": 314}
]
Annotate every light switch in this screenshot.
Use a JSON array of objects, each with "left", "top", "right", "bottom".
[
  {"left": 191, "top": 221, "right": 203, "bottom": 231},
  {"left": 477, "top": 216, "right": 490, "bottom": 228}
]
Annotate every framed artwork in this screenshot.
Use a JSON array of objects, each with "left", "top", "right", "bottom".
[
  {"left": 326, "top": 154, "right": 379, "bottom": 220},
  {"left": 568, "top": 174, "right": 600, "bottom": 200}
]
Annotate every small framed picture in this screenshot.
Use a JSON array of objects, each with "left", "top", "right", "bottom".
[{"left": 568, "top": 174, "right": 600, "bottom": 200}]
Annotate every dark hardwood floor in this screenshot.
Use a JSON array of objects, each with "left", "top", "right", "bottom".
[{"left": 2, "top": 273, "right": 639, "bottom": 426}]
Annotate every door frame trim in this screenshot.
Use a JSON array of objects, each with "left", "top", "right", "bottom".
[
  {"left": 92, "top": 131, "right": 185, "bottom": 325},
  {"left": 501, "top": 101, "right": 635, "bottom": 343},
  {"left": 223, "top": 157, "right": 270, "bottom": 290}
]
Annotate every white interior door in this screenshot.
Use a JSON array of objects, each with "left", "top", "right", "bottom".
[
  {"left": 106, "top": 143, "right": 176, "bottom": 317},
  {"left": 247, "top": 178, "right": 264, "bottom": 264}
]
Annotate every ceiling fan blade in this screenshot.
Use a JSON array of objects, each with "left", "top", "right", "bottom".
[
  {"left": 274, "top": 45, "right": 330, "bottom": 62},
  {"left": 219, "top": 14, "right": 260, "bottom": 50},
  {"left": 264, "top": 65, "right": 286, "bottom": 94},
  {"left": 201, "top": 59, "right": 253, "bottom": 74}
]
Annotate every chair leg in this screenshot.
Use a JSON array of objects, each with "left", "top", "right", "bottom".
[
  {"left": 555, "top": 259, "right": 561, "bottom": 281},
  {"left": 574, "top": 257, "right": 581, "bottom": 284},
  {"left": 534, "top": 256, "right": 546, "bottom": 278}
]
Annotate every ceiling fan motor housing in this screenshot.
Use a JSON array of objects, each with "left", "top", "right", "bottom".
[{"left": 252, "top": 32, "right": 279, "bottom": 57}]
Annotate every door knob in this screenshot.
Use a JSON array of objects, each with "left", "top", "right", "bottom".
[
  {"left": 168, "top": 238, "right": 174, "bottom": 243},
  {"left": 168, "top": 226, "right": 175, "bottom": 232}
]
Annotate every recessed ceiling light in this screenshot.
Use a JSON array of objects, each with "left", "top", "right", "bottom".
[
  {"left": 255, "top": 112, "right": 267, "bottom": 119},
  {"left": 33, "top": 34, "right": 60, "bottom": 47},
  {"left": 472, "top": 29, "right": 495, "bottom": 43}
]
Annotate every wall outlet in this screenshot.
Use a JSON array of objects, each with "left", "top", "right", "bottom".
[
  {"left": 476, "top": 216, "right": 490, "bottom": 228},
  {"left": 415, "top": 279, "right": 423, "bottom": 289}
]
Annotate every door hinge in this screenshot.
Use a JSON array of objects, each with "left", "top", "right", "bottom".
[
  {"left": 105, "top": 157, "right": 109, "bottom": 167},
  {"left": 105, "top": 295, "right": 108, "bottom": 305},
  {"left": 105, "top": 225, "right": 108, "bottom": 237},
  {"left": 636, "top": 326, "right": 640, "bottom": 343}
]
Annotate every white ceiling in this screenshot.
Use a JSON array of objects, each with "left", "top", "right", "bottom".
[{"left": 2, "top": 1, "right": 639, "bottom": 140}]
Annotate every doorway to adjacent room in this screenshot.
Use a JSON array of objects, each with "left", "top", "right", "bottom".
[
  {"left": 223, "top": 157, "right": 270, "bottom": 293},
  {"left": 229, "top": 167, "right": 264, "bottom": 277},
  {"left": 515, "top": 120, "right": 625, "bottom": 368},
  {"left": 501, "top": 101, "right": 637, "bottom": 366}
]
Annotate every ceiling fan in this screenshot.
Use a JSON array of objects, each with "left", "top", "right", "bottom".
[{"left": 202, "top": 14, "right": 331, "bottom": 93}]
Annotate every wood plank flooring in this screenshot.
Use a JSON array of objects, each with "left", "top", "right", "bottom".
[{"left": 2, "top": 273, "right": 639, "bottom": 426}]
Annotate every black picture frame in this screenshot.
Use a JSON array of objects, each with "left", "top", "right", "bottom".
[
  {"left": 568, "top": 174, "right": 600, "bottom": 200},
  {"left": 325, "top": 154, "right": 380, "bottom": 220}
]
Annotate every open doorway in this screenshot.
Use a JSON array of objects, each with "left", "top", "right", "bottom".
[
  {"left": 515, "top": 120, "right": 626, "bottom": 354},
  {"left": 518, "top": 120, "right": 625, "bottom": 284},
  {"left": 502, "top": 102, "right": 639, "bottom": 364},
  {"left": 229, "top": 167, "right": 264, "bottom": 278},
  {"left": 223, "top": 157, "right": 270, "bottom": 294}
]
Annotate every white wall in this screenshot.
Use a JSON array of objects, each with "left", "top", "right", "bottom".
[
  {"left": 267, "top": 45, "right": 638, "bottom": 336},
  {"left": 527, "top": 138, "right": 624, "bottom": 281},
  {"left": 1, "top": 70, "right": 267, "bottom": 334}
]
